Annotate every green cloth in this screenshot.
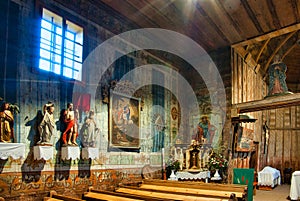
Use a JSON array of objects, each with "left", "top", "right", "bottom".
[{"left": 233, "top": 168, "right": 254, "bottom": 201}]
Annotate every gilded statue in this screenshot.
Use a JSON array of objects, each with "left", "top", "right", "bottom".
[{"left": 0, "top": 102, "right": 14, "bottom": 142}]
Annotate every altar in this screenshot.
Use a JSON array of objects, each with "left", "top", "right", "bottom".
[
  {"left": 176, "top": 171, "right": 210, "bottom": 182},
  {"left": 171, "top": 140, "right": 212, "bottom": 183},
  {"left": 289, "top": 171, "right": 300, "bottom": 200}
]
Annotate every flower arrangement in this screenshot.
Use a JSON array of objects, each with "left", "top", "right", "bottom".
[
  {"left": 208, "top": 150, "right": 228, "bottom": 170},
  {"left": 166, "top": 157, "right": 180, "bottom": 172}
]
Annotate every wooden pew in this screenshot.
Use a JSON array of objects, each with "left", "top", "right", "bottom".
[
  {"left": 84, "top": 191, "right": 143, "bottom": 201},
  {"left": 44, "top": 190, "right": 84, "bottom": 201},
  {"left": 85, "top": 187, "right": 233, "bottom": 201},
  {"left": 141, "top": 179, "right": 247, "bottom": 201},
  {"left": 84, "top": 188, "right": 173, "bottom": 201},
  {"left": 116, "top": 186, "right": 237, "bottom": 201}
]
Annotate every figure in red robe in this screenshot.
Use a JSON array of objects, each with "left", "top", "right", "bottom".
[{"left": 62, "top": 103, "right": 78, "bottom": 146}]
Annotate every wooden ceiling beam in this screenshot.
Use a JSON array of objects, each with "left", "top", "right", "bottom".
[
  {"left": 233, "top": 93, "right": 300, "bottom": 113},
  {"left": 232, "top": 23, "right": 300, "bottom": 47},
  {"left": 241, "top": 0, "right": 264, "bottom": 33},
  {"left": 282, "top": 42, "right": 298, "bottom": 60},
  {"left": 99, "top": 0, "right": 159, "bottom": 28},
  {"left": 266, "top": 0, "right": 281, "bottom": 29},
  {"left": 290, "top": 0, "right": 300, "bottom": 22},
  {"left": 255, "top": 38, "right": 271, "bottom": 63},
  {"left": 195, "top": 1, "right": 237, "bottom": 44}
]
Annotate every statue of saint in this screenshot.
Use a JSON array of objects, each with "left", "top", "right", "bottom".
[
  {"left": 80, "top": 110, "right": 98, "bottom": 147},
  {"left": 62, "top": 103, "right": 78, "bottom": 146},
  {"left": 37, "top": 102, "right": 55, "bottom": 145},
  {"left": 0, "top": 102, "right": 14, "bottom": 142},
  {"left": 268, "top": 55, "right": 289, "bottom": 96}
]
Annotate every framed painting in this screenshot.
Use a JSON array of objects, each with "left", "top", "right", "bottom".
[
  {"left": 109, "top": 91, "right": 141, "bottom": 151},
  {"left": 235, "top": 126, "right": 254, "bottom": 152}
]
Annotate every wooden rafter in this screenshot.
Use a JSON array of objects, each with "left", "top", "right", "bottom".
[
  {"left": 282, "top": 42, "right": 298, "bottom": 60},
  {"left": 255, "top": 38, "right": 270, "bottom": 63},
  {"left": 241, "top": 0, "right": 264, "bottom": 33},
  {"left": 233, "top": 46, "right": 258, "bottom": 69},
  {"left": 232, "top": 23, "right": 300, "bottom": 48}
]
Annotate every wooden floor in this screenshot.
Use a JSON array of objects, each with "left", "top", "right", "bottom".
[{"left": 254, "top": 184, "right": 292, "bottom": 201}]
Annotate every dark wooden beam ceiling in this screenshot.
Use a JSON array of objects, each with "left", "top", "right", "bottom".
[{"left": 52, "top": 0, "right": 300, "bottom": 93}]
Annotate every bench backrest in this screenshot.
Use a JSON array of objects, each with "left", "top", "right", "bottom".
[
  {"left": 142, "top": 179, "right": 247, "bottom": 198},
  {"left": 135, "top": 184, "right": 241, "bottom": 198}
]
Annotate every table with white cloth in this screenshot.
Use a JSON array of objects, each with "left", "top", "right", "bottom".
[
  {"left": 0, "top": 143, "right": 25, "bottom": 159},
  {"left": 258, "top": 166, "right": 281, "bottom": 188},
  {"left": 176, "top": 170, "right": 210, "bottom": 182},
  {"left": 289, "top": 171, "right": 300, "bottom": 200},
  {"left": 33, "top": 145, "right": 53, "bottom": 160}
]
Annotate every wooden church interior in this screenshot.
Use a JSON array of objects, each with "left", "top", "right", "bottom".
[{"left": 1, "top": 0, "right": 300, "bottom": 200}]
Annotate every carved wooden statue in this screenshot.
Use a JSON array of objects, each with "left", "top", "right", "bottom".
[
  {"left": 37, "top": 102, "right": 55, "bottom": 145},
  {"left": 62, "top": 103, "right": 78, "bottom": 146},
  {"left": 0, "top": 102, "right": 14, "bottom": 143},
  {"left": 268, "top": 55, "right": 289, "bottom": 96}
]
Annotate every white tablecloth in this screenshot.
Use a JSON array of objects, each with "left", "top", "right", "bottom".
[
  {"left": 33, "top": 146, "right": 53, "bottom": 160},
  {"left": 258, "top": 166, "right": 281, "bottom": 187},
  {"left": 0, "top": 143, "right": 25, "bottom": 159},
  {"left": 176, "top": 171, "right": 210, "bottom": 181},
  {"left": 82, "top": 147, "right": 99, "bottom": 160},
  {"left": 61, "top": 146, "right": 80, "bottom": 160},
  {"left": 290, "top": 171, "right": 300, "bottom": 200}
]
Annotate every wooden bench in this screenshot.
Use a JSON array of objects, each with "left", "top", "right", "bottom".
[
  {"left": 85, "top": 187, "right": 234, "bottom": 201},
  {"left": 135, "top": 179, "right": 248, "bottom": 201},
  {"left": 143, "top": 179, "right": 247, "bottom": 193},
  {"left": 82, "top": 178, "right": 246, "bottom": 201},
  {"left": 44, "top": 190, "right": 84, "bottom": 201},
  {"left": 116, "top": 187, "right": 235, "bottom": 201},
  {"left": 84, "top": 188, "right": 172, "bottom": 201}
]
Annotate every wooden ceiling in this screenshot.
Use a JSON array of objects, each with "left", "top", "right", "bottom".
[{"left": 99, "top": 0, "right": 300, "bottom": 92}]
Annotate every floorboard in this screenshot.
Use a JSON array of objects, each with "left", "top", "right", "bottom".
[{"left": 254, "top": 184, "right": 291, "bottom": 201}]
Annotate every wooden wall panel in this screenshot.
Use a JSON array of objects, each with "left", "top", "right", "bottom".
[
  {"left": 284, "top": 131, "right": 291, "bottom": 166},
  {"left": 291, "top": 106, "right": 296, "bottom": 127},
  {"left": 231, "top": 49, "right": 300, "bottom": 176},
  {"left": 296, "top": 106, "right": 300, "bottom": 127},
  {"left": 242, "top": 62, "right": 247, "bottom": 102},
  {"left": 268, "top": 129, "right": 275, "bottom": 165},
  {"left": 231, "top": 49, "right": 265, "bottom": 173},
  {"left": 291, "top": 130, "right": 297, "bottom": 170},
  {"left": 232, "top": 50, "right": 238, "bottom": 104},
  {"left": 275, "top": 108, "right": 284, "bottom": 170},
  {"left": 232, "top": 50, "right": 264, "bottom": 105},
  {"left": 238, "top": 56, "right": 243, "bottom": 103},
  {"left": 283, "top": 108, "right": 291, "bottom": 167},
  {"left": 263, "top": 107, "right": 300, "bottom": 174},
  {"left": 297, "top": 129, "right": 300, "bottom": 170}
]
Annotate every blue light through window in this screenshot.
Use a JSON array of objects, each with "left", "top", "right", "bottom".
[{"left": 39, "top": 8, "right": 83, "bottom": 80}]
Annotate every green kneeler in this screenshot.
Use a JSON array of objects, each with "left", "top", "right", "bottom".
[{"left": 233, "top": 168, "right": 254, "bottom": 201}]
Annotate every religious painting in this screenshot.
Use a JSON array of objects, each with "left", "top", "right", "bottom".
[
  {"left": 235, "top": 126, "right": 254, "bottom": 152},
  {"left": 109, "top": 91, "right": 140, "bottom": 150}
]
